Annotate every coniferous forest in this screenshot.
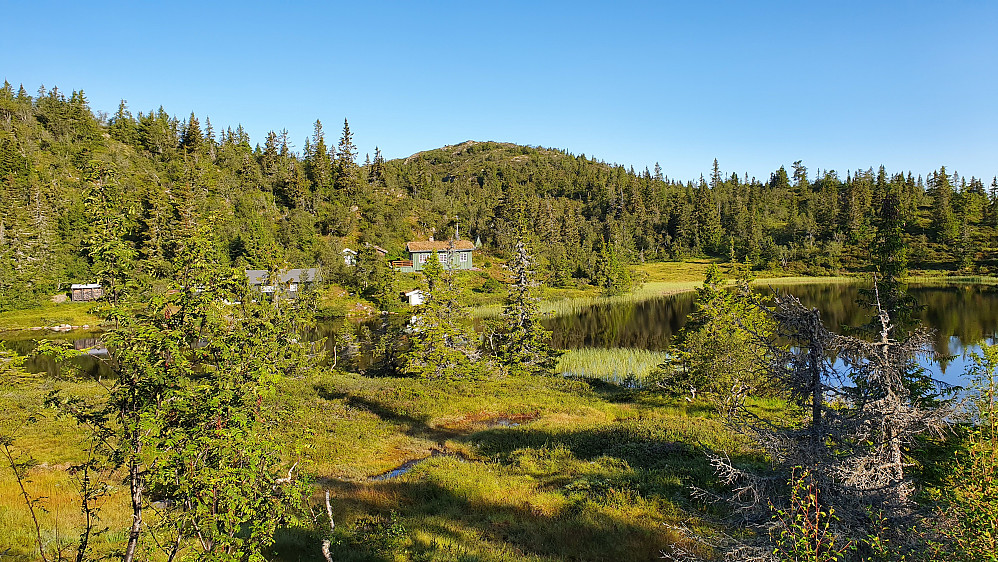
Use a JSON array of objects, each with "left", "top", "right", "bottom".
[
  {"left": 2, "top": 82, "right": 996, "bottom": 311},
  {"left": 4, "top": 82, "right": 998, "bottom": 562}
]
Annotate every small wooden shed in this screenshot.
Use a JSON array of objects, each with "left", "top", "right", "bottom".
[
  {"left": 403, "top": 289, "right": 425, "bottom": 306},
  {"left": 70, "top": 283, "right": 103, "bottom": 302}
]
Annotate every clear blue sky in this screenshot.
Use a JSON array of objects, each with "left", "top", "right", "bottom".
[{"left": 2, "top": 0, "right": 995, "bottom": 183}]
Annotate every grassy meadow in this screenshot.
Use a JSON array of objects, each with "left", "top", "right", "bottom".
[
  {"left": 0, "top": 302, "right": 102, "bottom": 332},
  {"left": 0, "top": 363, "right": 769, "bottom": 561},
  {"left": 0, "top": 261, "right": 882, "bottom": 560}
]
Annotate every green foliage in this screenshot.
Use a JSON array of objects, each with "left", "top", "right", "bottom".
[
  {"left": 655, "top": 265, "right": 775, "bottom": 406},
  {"left": 44, "top": 221, "right": 313, "bottom": 561},
  {"left": 3, "top": 81, "right": 998, "bottom": 317},
  {"left": 491, "top": 236, "right": 560, "bottom": 376},
  {"left": 939, "top": 344, "right": 998, "bottom": 560},
  {"left": 771, "top": 468, "right": 851, "bottom": 562},
  {"left": 593, "top": 244, "right": 631, "bottom": 296},
  {"left": 867, "top": 174, "right": 918, "bottom": 329},
  {"left": 398, "top": 250, "right": 483, "bottom": 379},
  {"left": 83, "top": 159, "right": 136, "bottom": 304}
]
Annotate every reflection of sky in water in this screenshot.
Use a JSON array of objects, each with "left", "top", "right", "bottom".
[
  {"left": 824, "top": 336, "right": 982, "bottom": 392},
  {"left": 924, "top": 336, "right": 998, "bottom": 388},
  {"left": 546, "top": 283, "right": 998, "bottom": 388}
]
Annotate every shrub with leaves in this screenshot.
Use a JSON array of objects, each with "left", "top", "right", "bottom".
[
  {"left": 772, "top": 468, "right": 851, "bottom": 562},
  {"left": 940, "top": 344, "right": 998, "bottom": 560},
  {"left": 45, "top": 221, "right": 314, "bottom": 562}
]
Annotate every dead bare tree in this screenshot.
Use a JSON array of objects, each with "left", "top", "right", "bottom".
[
  {"left": 692, "top": 285, "right": 953, "bottom": 559},
  {"left": 831, "top": 285, "right": 951, "bottom": 522}
]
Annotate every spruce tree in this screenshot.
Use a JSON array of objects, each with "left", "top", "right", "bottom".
[
  {"left": 399, "top": 250, "right": 480, "bottom": 379},
  {"left": 930, "top": 166, "right": 959, "bottom": 243},
  {"left": 494, "top": 230, "right": 560, "bottom": 376},
  {"left": 179, "top": 112, "right": 203, "bottom": 152},
  {"left": 871, "top": 184, "right": 915, "bottom": 327},
  {"left": 335, "top": 118, "right": 359, "bottom": 194}
]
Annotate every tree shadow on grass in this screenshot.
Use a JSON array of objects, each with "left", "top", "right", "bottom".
[
  {"left": 313, "top": 384, "right": 464, "bottom": 445},
  {"left": 320, "top": 477, "right": 695, "bottom": 562}
]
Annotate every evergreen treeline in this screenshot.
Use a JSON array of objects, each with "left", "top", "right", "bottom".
[{"left": 2, "top": 81, "right": 996, "bottom": 311}]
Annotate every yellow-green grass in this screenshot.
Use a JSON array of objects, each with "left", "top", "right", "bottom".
[
  {"left": 3, "top": 365, "right": 757, "bottom": 560},
  {"left": 555, "top": 347, "right": 669, "bottom": 387},
  {"left": 285, "top": 371, "right": 749, "bottom": 561},
  {"left": 0, "top": 302, "right": 102, "bottom": 332},
  {"left": 750, "top": 275, "right": 855, "bottom": 287},
  {"left": 0, "top": 374, "right": 131, "bottom": 560},
  {"left": 469, "top": 259, "right": 857, "bottom": 319},
  {"left": 317, "top": 284, "right": 379, "bottom": 319},
  {"left": 631, "top": 259, "right": 716, "bottom": 283},
  {"left": 468, "top": 280, "right": 702, "bottom": 319},
  {"left": 909, "top": 274, "right": 998, "bottom": 286}
]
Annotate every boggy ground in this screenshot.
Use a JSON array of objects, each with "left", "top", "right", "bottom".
[
  {"left": 268, "top": 370, "right": 773, "bottom": 561},
  {"left": 0, "top": 363, "right": 777, "bottom": 561}
]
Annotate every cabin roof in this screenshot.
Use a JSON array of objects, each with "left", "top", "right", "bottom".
[
  {"left": 246, "top": 268, "right": 321, "bottom": 285},
  {"left": 71, "top": 283, "right": 102, "bottom": 290},
  {"left": 406, "top": 240, "right": 475, "bottom": 252},
  {"left": 278, "top": 268, "right": 321, "bottom": 283},
  {"left": 245, "top": 270, "right": 269, "bottom": 284}
]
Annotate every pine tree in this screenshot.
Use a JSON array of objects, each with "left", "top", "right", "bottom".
[
  {"left": 871, "top": 183, "right": 915, "bottom": 327},
  {"left": 179, "top": 112, "right": 203, "bottom": 152},
  {"left": 335, "top": 118, "right": 359, "bottom": 193},
  {"left": 108, "top": 100, "right": 138, "bottom": 145},
  {"left": 493, "top": 230, "right": 560, "bottom": 376},
  {"left": 655, "top": 264, "right": 773, "bottom": 406},
  {"left": 83, "top": 160, "right": 135, "bottom": 304},
  {"left": 399, "top": 250, "right": 481, "bottom": 379},
  {"left": 930, "top": 166, "right": 959, "bottom": 243},
  {"left": 305, "top": 120, "right": 332, "bottom": 191}
]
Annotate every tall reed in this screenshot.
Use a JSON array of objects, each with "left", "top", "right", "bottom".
[{"left": 555, "top": 347, "right": 669, "bottom": 388}]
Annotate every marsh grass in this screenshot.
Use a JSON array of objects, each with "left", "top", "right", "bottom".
[
  {"left": 301, "top": 372, "right": 749, "bottom": 562},
  {"left": 468, "top": 281, "right": 702, "bottom": 319},
  {"left": 0, "top": 302, "right": 101, "bottom": 332},
  {"left": 555, "top": 347, "right": 669, "bottom": 388},
  {"left": 0, "top": 375, "right": 130, "bottom": 560},
  {"left": 909, "top": 275, "right": 998, "bottom": 285},
  {"left": 4, "top": 363, "right": 759, "bottom": 561},
  {"left": 469, "top": 272, "right": 857, "bottom": 319},
  {"left": 751, "top": 276, "right": 855, "bottom": 286}
]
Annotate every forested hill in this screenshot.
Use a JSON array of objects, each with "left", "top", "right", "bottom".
[{"left": 1, "top": 82, "right": 996, "bottom": 310}]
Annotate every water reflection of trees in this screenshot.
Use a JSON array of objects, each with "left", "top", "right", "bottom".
[
  {"left": 545, "top": 284, "right": 998, "bottom": 356},
  {"left": 545, "top": 293, "right": 696, "bottom": 350},
  {"left": 12, "top": 283, "right": 998, "bottom": 381},
  {"left": 2, "top": 335, "right": 112, "bottom": 378}
]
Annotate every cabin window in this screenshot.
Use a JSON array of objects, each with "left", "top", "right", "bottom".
[
  {"left": 459, "top": 252, "right": 468, "bottom": 262},
  {"left": 438, "top": 253, "right": 447, "bottom": 263},
  {"left": 418, "top": 254, "right": 427, "bottom": 264}
]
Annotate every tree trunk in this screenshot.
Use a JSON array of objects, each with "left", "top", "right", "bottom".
[{"left": 123, "top": 443, "right": 143, "bottom": 562}]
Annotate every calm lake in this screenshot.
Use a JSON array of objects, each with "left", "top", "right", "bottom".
[
  {"left": 545, "top": 282, "right": 998, "bottom": 387},
  {"left": 6, "top": 282, "right": 998, "bottom": 387}
]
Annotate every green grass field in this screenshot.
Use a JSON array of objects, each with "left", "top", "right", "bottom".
[
  {"left": 0, "top": 262, "right": 881, "bottom": 559},
  {"left": 0, "top": 302, "right": 102, "bottom": 332},
  {"left": 0, "top": 364, "right": 761, "bottom": 561}
]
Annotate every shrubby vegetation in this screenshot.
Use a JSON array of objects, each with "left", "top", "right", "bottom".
[{"left": 3, "top": 79, "right": 998, "bottom": 561}]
